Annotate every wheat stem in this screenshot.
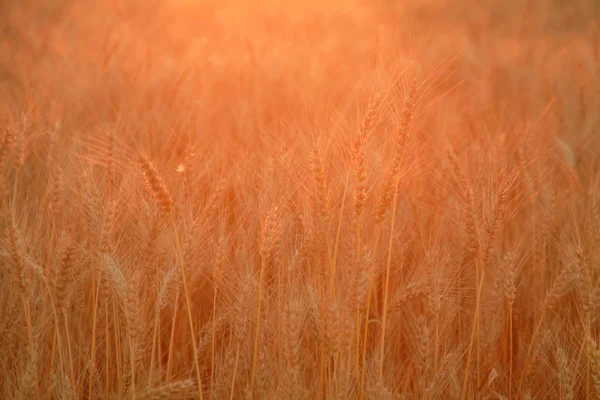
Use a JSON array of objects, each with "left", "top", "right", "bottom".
[
  {"left": 171, "top": 213, "right": 204, "bottom": 400},
  {"left": 379, "top": 175, "right": 400, "bottom": 381}
]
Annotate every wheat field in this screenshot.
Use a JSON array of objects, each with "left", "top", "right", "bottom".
[{"left": 0, "top": 0, "right": 599, "bottom": 399}]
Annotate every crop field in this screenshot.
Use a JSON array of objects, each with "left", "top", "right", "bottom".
[{"left": 0, "top": 0, "right": 599, "bottom": 399}]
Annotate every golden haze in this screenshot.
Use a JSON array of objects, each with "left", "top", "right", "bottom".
[{"left": 0, "top": 0, "right": 599, "bottom": 399}]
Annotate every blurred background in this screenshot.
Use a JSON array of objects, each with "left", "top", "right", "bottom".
[{"left": 0, "top": 0, "right": 598, "bottom": 162}]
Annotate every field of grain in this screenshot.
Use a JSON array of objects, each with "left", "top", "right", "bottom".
[{"left": 1, "top": 0, "right": 599, "bottom": 399}]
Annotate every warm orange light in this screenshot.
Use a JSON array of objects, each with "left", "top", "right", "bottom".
[{"left": 0, "top": 1, "right": 598, "bottom": 399}]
